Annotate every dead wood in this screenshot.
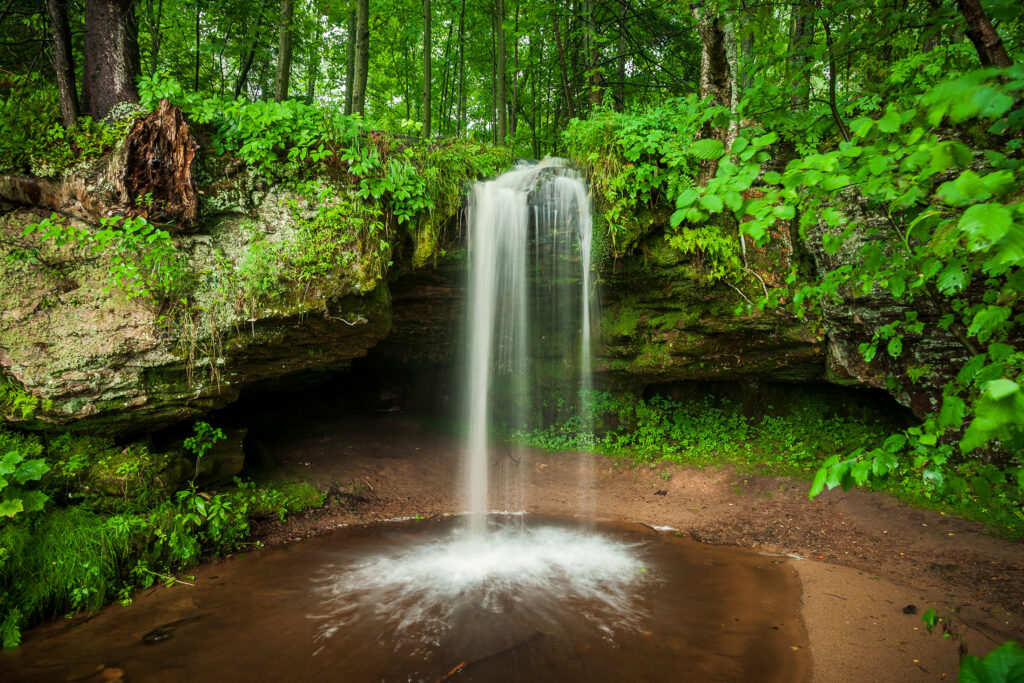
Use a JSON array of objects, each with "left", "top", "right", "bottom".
[{"left": 118, "top": 98, "right": 199, "bottom": 231}]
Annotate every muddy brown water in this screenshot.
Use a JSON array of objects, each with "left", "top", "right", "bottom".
[{"left": 2, "top": 516, "right": 807, "bottom": 682}]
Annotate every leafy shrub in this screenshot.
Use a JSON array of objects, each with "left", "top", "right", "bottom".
[
  {"left": 0, "top": 428, "right": 48, "bottom": 519},
  {"left": 23, "top": 213, "right": 187, "bottom": 303},
  {"left": 0, "top": 73, "right": 136, "bottom": 176}
]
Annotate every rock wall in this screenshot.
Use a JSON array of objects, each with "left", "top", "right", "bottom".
[
  {"left": 0, "top": 191, "right": 391, "bottom": 434},
  {"left": 597, "top": 233, "right": 824, "bottom": 390}
]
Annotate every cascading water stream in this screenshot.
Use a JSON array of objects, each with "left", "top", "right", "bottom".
[{"left": 463, "top": 157, "right": 595, "bottom": 536}]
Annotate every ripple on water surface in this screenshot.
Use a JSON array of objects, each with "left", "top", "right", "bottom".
[{"left": 1, "top": 516, "right": 808, "bottom": 683}]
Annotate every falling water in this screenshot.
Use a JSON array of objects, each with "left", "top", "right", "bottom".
[{"left": 463, "top": 157, "right": 594, "bottom": 537}]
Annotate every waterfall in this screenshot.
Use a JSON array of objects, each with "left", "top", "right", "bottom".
[{"left": 463, "top": 157, "right": 594, "bottom": 537}]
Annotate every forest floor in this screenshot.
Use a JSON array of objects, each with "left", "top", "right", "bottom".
[{"left": 246, "top": 411, "right": 1024, "bottom": 683}]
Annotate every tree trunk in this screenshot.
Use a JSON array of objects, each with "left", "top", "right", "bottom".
[
  {"left": 145, "top": 0, "right": 163, "bottom": 75},
  {"left": 494, "top": 0, "right": 507, "bottom": 142},
  {"left": 822, "top": 18, "right": 850, "bottom": 142},
  {"left": 306, "top": 10, "right": 321, "bottom": 103},
  {"left": 234, "top": 0, "right": 269, "bottom": 98},
  {"left": 787, "top": 1, "right": 814, "bottom": 109},
  {"left": 352, "top": 0, "right": 369, "bottom": 115},
  {"left": 616, "top": 0, "right": 626, "bottom": 111},
  {"left": 955, "top": 0, "right": 1012, "bottom": 67},
  {"left": 510, "top": 1, "right": 519, "bottom": 137},
  {"left": 422, "top": 0, "right": 431, "bottom": 137},
  {"left": 690, "top": 0, "right": 732, "bottom": 182},
  {"left": 194, "top": 0, "right": 201, "bottom": 91},
  {"left": 345, "top": 9, "right": 355, "bottom": 114},
  {"left": 690, "top": 0, "right": 730, "bottom": 109},
  {"left": 45, "top": 0, "right": 79, "bottom": 127},
  {"left": 438, "top": 19, "right": 454, "bottom": 133},
  {"left": 586, "top": 0, "right": 601, "bottom": 107},
  {"left": 82, "top": 0, "right": 141, "bottom": 120},
  {"left": 723, "top": 18, "right": 739, "bottom": 149},
  {"left": 552, "top": 14, "right": 575, "bottom": 118},
  {"left": 456, "top": 0, "right": 466, "bottom": 135},
  {"left": 274, "top": 0, "right": 294, "bottom": 101}
]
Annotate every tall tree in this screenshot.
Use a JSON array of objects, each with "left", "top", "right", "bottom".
[
  {"left": 456, "top": 0, "right": 466, "bottom": 135},
  {"left": 274, "top": 0, "right": 295, "bottom": 101},
  {"left": 691, "top": 0, "right": 730, "bottom": 109},
  {"left": 194, "top": 0, "right": 201, "bottom": 90},
  {"left": 955, "top": 0, "right": 1012, "bottom": 67},
  {"left": 352, "top": 0, "right": 369, "bottom": 115},
  {"left": 787, "top": 1, "right": 814, "bottom": 110},
  {"left": 306, "top": 9, "right": 322, "bottom": 103},
  {"left": 45, "top": 0, "right": 79, "bottom": 127},
  {"left": 234, "top": 0, "right": 270, "bottom": 98},
  {"left": 142, "top": 0, "right": 164, "bottom": 75},
  {"left": 616, "top": 0, "right": 627, "bottom": 111},
  {"left": 585, "top": 0, "right": 601, "bottom": 107},
  {"left": 423, "top": 0, "right": 431, "bottom": 137},
  {"left": 494, "top": 0, "right": 507, "bottom": 142},
  {"left": 82, "top": 0, "right": 141, "bottom": 119},
  {"left": 552, "top": 13, "right": 574, "bottom": 119},
  {"left": 345, "top": 8, "right": 355, "bottom": 115}
]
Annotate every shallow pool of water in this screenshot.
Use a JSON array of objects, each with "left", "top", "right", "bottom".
[{"left": 2, "top": 516, "right": 807, "bottom": 682}]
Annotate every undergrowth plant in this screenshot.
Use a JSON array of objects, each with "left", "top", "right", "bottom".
[
  {"left": 0, "top": 422, "right": 325, "bottom": 649},
  {"left": 514, "top": 389, "right": 1023, "bottom": 536}
]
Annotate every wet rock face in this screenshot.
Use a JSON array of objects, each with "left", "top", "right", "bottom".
[
  {"left": 597, "top": 233, "right": 825, "bottom": 390},
  {"left": 0, "top": 190, "right": 391, "bottom": 435},
  {"left": 803, "top": 201, "right": 969, "bottom": 418}
]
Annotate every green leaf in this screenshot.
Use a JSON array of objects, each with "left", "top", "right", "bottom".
[
  {"left": 968, "top": 305, "right": 1011, "bottom": 342},
  {"left": 887, "top": 337, "right": 903, "bottom": 358},
  {"left": 983, "top": 379, "right": 1020, "bottom": 401},
  {"left": 878, "top": 108, "right": 902, "bottom": 133},
  {"left": 752, "top": 132, "right": 778, "bottom": 148},
  {"left": 699, "top": 194, "right": 724, "bottom": 213},
  {"left": 959, "top": 641, "right": 1024, "bottom": 683},
  {"left": 938, "top": 395, "right": 967, "bottom": 429},
  {"left": 809, "top": 467, "right": 828, "bottom": 498},
  {"left": 689, "top": 138, "right": 726, "bottom": 160},
  {"left": 921, "top": 609, "right": 938, "bottom": 631},
  {"left": 958, "top": 203, "right": 1013, "bottom": 248},
  {"left": 676, "top": 188, "right": 699, "bottom": 208},
  {"left": 11, "top": 458, "right": 48, "bottom": 485},
  {"left": 18, "top": 490, "right": 47, "bottom": 513},
  {"left": 0, "top": 498, "right": 23, "bottom": 517},
  {"left": 723, "top": 191, "right": 743, "bottom": 212},
  {"left": 669, "top": 209, "right": 687, "bottom": 228},
  {"left": 936, "top": 263, "right": 967, "bottom": 293},
  {"left": 851, "top": 460, "right": 872, "bottom": 486},
  {"left": 851, "top": 117, "right": 874, "bottom": 137},
  {"left": 773, "top": 205, "right": 795, "bottom": 219},
  {"left": 0, "top": 451, "right": 23, "bottom": 476}
]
